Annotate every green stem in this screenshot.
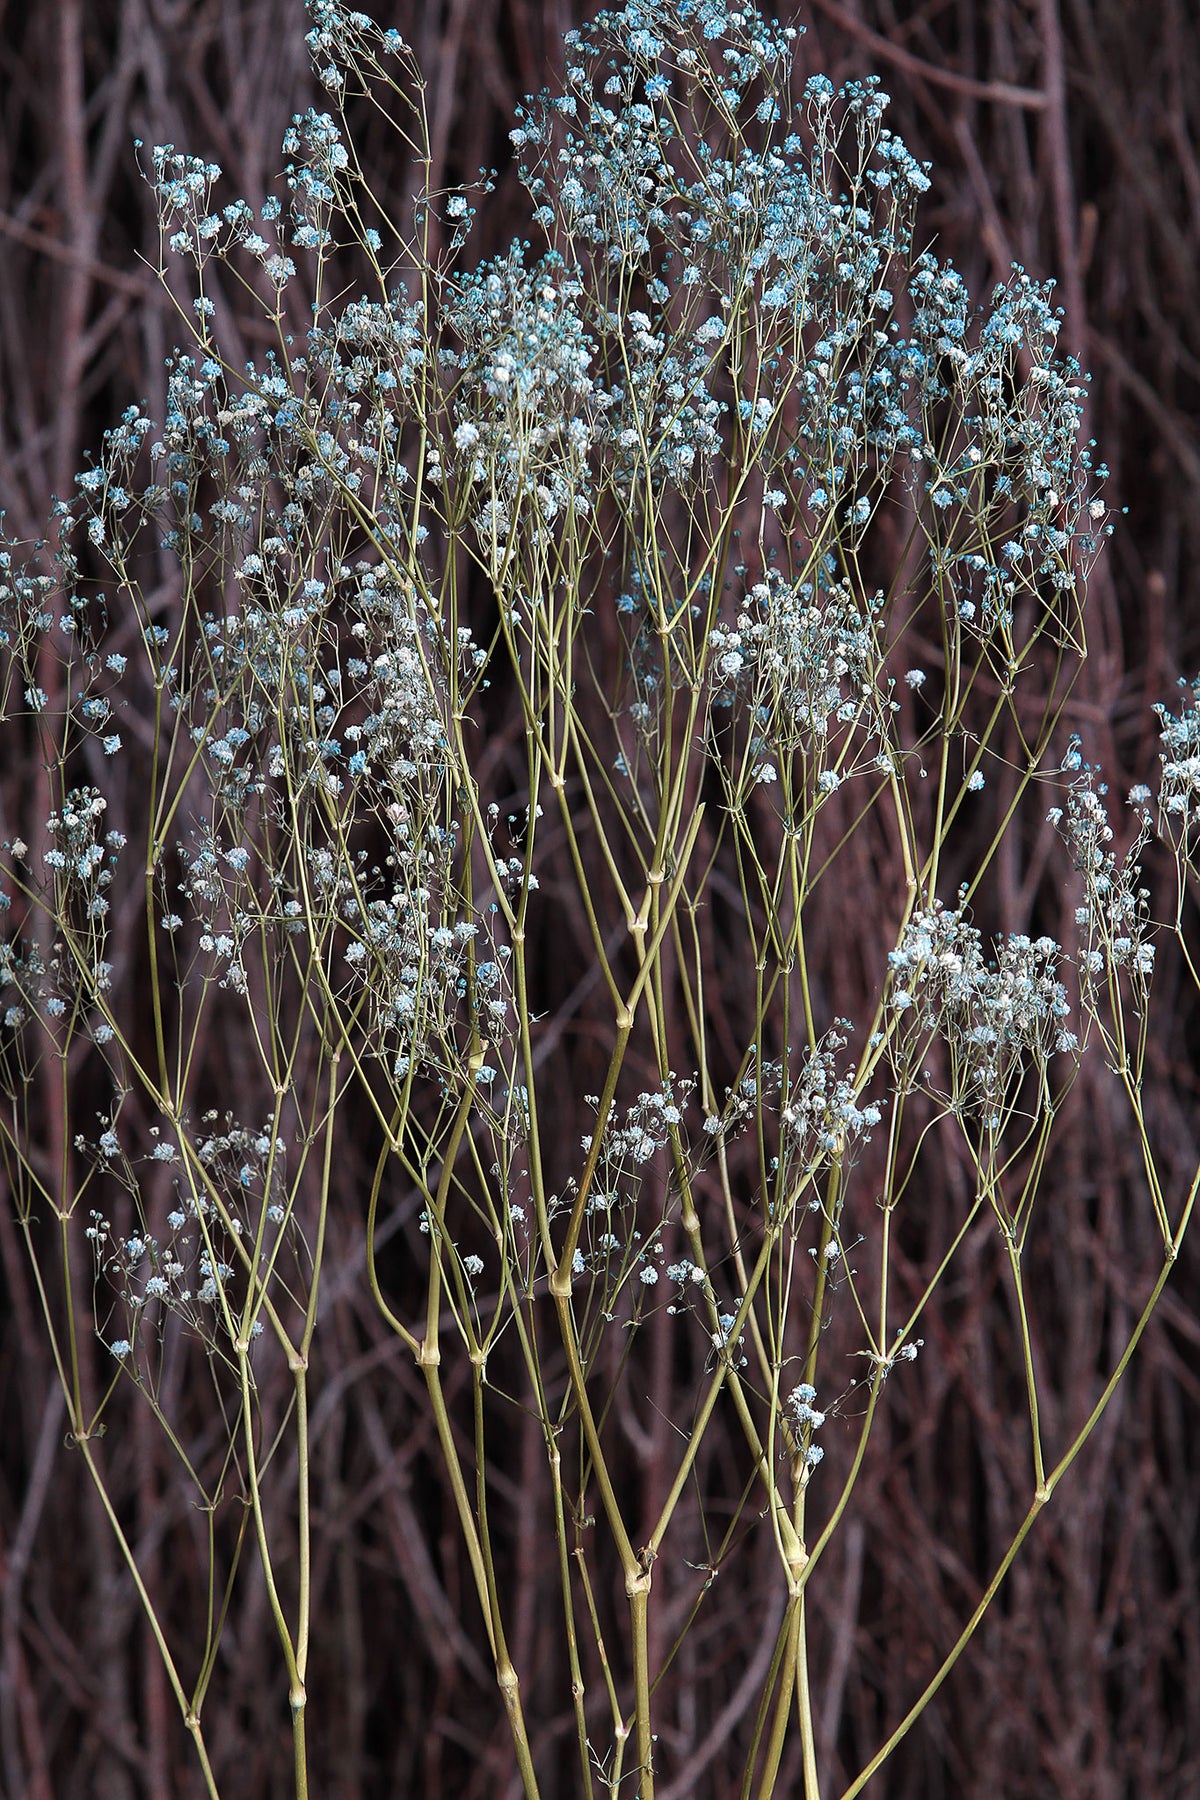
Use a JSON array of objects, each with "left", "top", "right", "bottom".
[
  {"left": 237, "top": 1349, "right": 307, "bottom": 1800},
  {"left": 1006, "top": 1241, "right": 1045, "bottom": 1492},
  {"left": 75, "top": 1439, "right": 222, "bottom": 1800},
  {"left": 755, "top": 1596, "right": 801, "bottom": 1799},
  {"left": 796, "top": 1599, "right": 821, "bottom": 1800},
  {"left": 549, "top": 1438, "right": 596, "bottom": 1800},
  {"left": 839, "top": 1205, "right": 1197, "bottom": 1798}
]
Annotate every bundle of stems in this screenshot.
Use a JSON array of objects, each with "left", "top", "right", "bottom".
[{"left": 1, "top": 4, "right": 1196, "bottom": 1794}]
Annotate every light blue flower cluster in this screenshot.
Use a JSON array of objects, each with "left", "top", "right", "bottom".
[
  {"left": 509, "top": 0, "right": 936, "bottom": 523},
  {"left": 888, "top": 903, "right": 1074, "bottom": 1121},
  {"left": 441, "top": 246, "right": 602, "bottom": 564},
  {"left": 780, "top": 1029, "right": 883, "bottom": 1170},
  {"left": 581, "top": 1082, "right": 690, "bottom": 1202},
  {"left": 310, "top": 291, "right": 427, "bottom": 401},
  {"left": 785, "top": 1382, "right": 827, "bottom": 1476},
  {"left": 707, "top": 570, "right": 884, "bottom": 772},
  {"left": 1047, "top": 753, "right": 1156, "bottom": 986},
  {"left": 80, "top": 1112, "right": 291, "bottom": 1365},
  {"left": 571, "top": 1081, "right": 695, "bottom": 1302},
  {"left": 1156, "top": 678, "right": 1200, "bottom": 861}
]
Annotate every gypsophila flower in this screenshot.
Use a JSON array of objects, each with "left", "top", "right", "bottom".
[
  {"left": 0, "top": 9, "right": 1178, "bottom": 1773},
  {"left": 1050, "top": 757, "right": 1156, "bottom": 981},
  {"left": 668, "top": 1261, "right": 704, "bottom": 1285},
  {"left": 789, "top": 1385, "right": 826, "bottom": 1430}
]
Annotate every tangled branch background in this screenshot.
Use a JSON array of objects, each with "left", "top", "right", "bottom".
[{"left": 0, "top": 3, "right": 1197, "bottom": 1797}]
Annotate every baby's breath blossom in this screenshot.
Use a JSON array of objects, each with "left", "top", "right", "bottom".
[
  {"left": 0, "top": 7, "right": 1183, "bottom": 1792},
  {"left": 1049, "top": 755, "right": 1156, "bottom": 982},
  {"left": 888, "top": 903, "right": 1072, "bottom": 1113}
]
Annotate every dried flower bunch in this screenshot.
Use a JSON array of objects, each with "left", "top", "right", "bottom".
[{"left": 1, "top": 3, "right": 1196, "bottom": 1795}]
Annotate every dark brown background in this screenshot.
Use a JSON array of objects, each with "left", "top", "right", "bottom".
[{"left": 0, "top": 3, "right": 1197, "bottom": 1796}]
